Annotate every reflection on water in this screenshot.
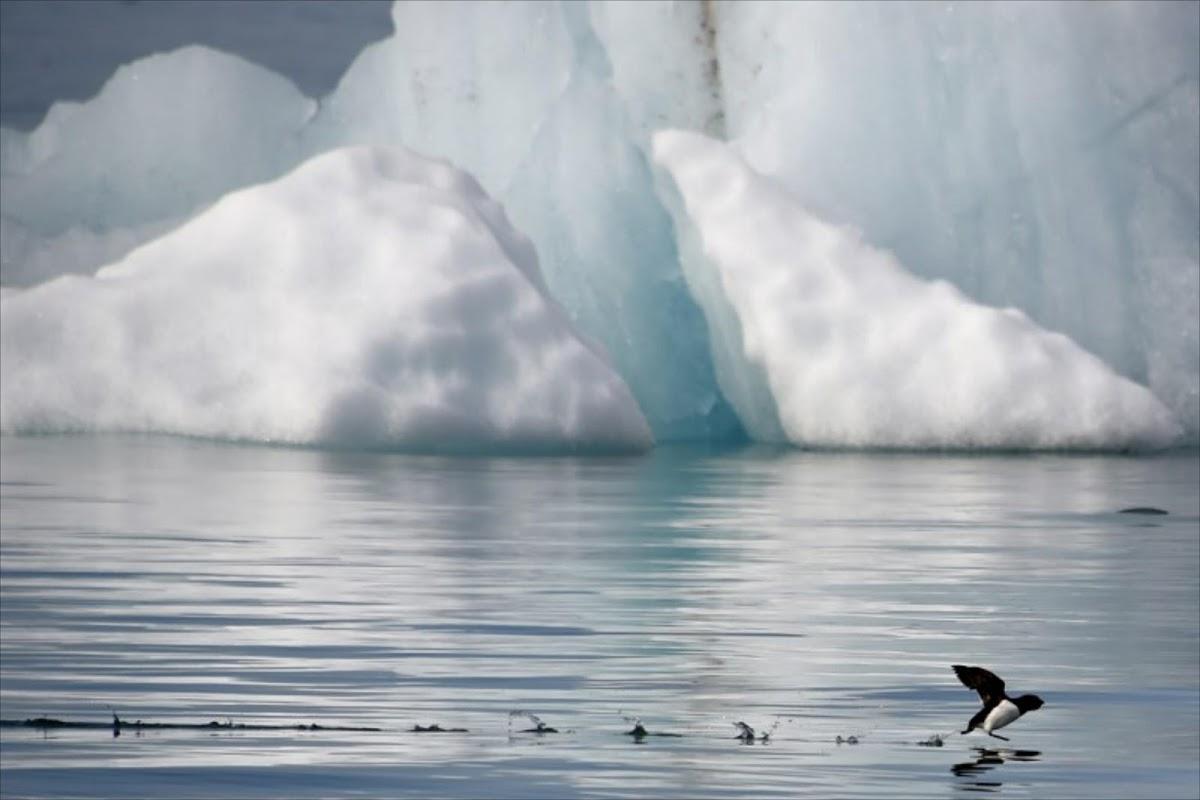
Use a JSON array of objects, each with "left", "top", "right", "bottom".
[
  {"left": 952, "top": 747, "right": 1041, "bottom": 792},
  {"left": 0, "top": 436, "right": 1197, "bottom": 798}
]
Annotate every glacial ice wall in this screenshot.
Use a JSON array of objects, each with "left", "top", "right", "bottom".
[
  {"left": 0, "top": 146, "right": 653, "bottom": 453},
  {"left": 706, "top": 1, "right": 1199, "bottom": 445},
  {"left": 1, "top": 0, "right": 1195, "bottom": 446}
]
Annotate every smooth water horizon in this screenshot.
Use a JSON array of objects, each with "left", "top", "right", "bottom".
[{"left": 1, "top": 435, "right": 1197, "bottom": 798}]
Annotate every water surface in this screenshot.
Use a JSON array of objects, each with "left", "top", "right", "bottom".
[{"left": 2, "top": 436, "right": 1197, "bottom": 798}]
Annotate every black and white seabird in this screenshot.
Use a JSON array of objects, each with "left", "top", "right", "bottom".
[{"left": 952, "top": 664, "right": 1044, "bottom": 741}]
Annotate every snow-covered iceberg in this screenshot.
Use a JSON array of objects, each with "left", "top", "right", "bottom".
[
  {"left": 653, "top": 129, "right": 1181, "bottom": 450},
  {"left": 306, "top": 0, "right": 741, "bottom": 441},
  {"left": 1, "top": 0, "right": 1196, "bottom": 448},
  {"left": 0, "top": 17, "right": 740, "bottom": 442},
  {"left": 0, "top": 145, "right": 653, "bottom": 453}
]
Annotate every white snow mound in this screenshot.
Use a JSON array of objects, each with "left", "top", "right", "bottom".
[
  {"left": 0, "top": 145, "right": 653, "bottom": 453},
  {"left": 653, "top": 129, "right": 1182, "bottom": 450}
]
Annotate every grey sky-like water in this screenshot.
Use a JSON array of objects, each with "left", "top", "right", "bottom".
[{"left": 1, "top": 436, "right": 1197, "bottom": 798}]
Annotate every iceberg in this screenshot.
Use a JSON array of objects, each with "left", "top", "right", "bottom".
[
  {"left": 306, "top": 0, "right": 743, "bottom": 441},
  {"left": 0, "top": 145, "right": 653, "bottom": 454},
  {"left": 0, "top": 46, "right": 317, "bottom": 292},
  {"left": 654, "top": 129, "right": 1181, "bottom": 450},
  {"left": 708, "top": 1, "right": 1199, "bottom": 446},
  {"left": 1, "top": 0, "right": 1195, "bottom": 448},
  {"left": 1, "top": 46, "right": 314, "bottom": 234}
]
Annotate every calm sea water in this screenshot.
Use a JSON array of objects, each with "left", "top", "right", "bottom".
[{"left": 1, "top": 435, "right": 1197, "bottom": 799}]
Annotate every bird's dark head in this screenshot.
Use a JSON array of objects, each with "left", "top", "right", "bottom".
[{"left": 1016, "top": 694, "right": 1044, "bottom": 713}]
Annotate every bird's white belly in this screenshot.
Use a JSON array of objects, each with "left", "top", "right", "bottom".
[{"left": 983, "top": 699, "right": 1020, "bottom": 732}]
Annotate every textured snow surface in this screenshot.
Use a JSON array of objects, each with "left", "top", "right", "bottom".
[
  {"left": 0, "top": 146, "right": 653, "bottom": 453},
  {"left": 654, "top": 130, "right": 1181, "bottom": 450}
]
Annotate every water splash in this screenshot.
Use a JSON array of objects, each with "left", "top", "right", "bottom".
[
  {"left": 733, "top": 717, "right": 787, "bottom": 744},
  {"left": 619, "top": 711, "right": 682, "bottom": 739},
  {"left": 507, "top": 710, "right": 559, "bottom": 734}
]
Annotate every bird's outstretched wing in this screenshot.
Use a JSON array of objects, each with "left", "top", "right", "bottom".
[{"left": 952, "top": 664, "right": 1005, "bottom": 706}]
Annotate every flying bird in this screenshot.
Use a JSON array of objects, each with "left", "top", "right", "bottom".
[{"left": 952, "top": 664, "right": 1044, "bottom": 741}]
